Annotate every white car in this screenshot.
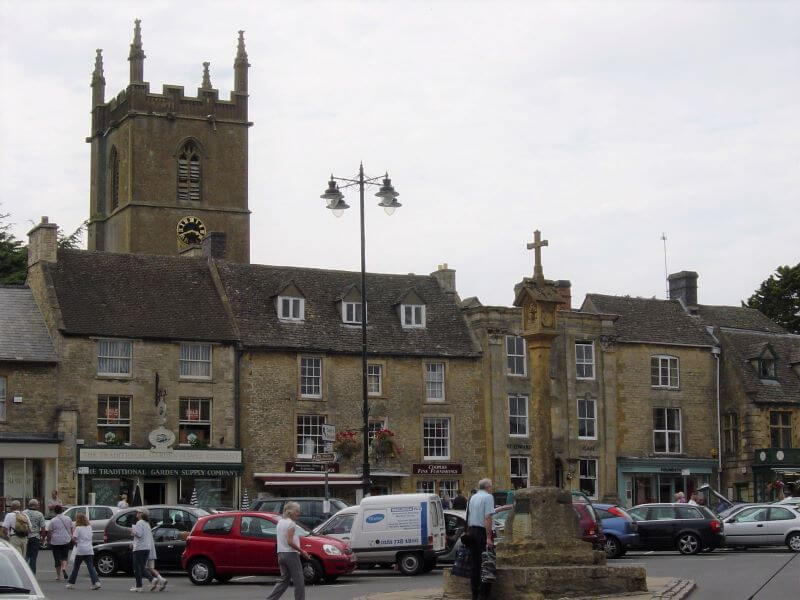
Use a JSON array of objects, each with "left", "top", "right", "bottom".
[
  {"left": 776, "top": 496, "right": 800, "bottom": 507},
  {"left": 723, "top": 504, "right": 800, "bottom": 551},
  {"left": 43, "top": 505, "right": 119, "bottom": 548},
  {"left": 0, "top": 539, "right": 46, "bottom": 599}
]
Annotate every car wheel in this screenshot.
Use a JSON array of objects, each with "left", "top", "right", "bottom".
[
  {"left": 397, "top": 552, "right": 423, "bottom": 576},
  {"left": 188, "top": 558, "right": 216, "bottom": 585},
  {"left": 216, "top": 575, "right": 233, "bottom": 583},
  {"left": 603, "top": 536, "right": 623, "bottom": 559},
  {"left": 786, "top": 532, "right": 800, "bottom": 552},
  {"left": 94, "top": 552, "right": 117, "bottom": 576},
  {"left": 677, "top": 533, "right": 700, "bottom": 555},
  {"left": 303, "top": 557, "right": 324, "bottom": 585}
]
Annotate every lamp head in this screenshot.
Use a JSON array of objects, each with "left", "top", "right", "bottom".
[
  {"left": 321, "top": 177, "right": 349, "bottom": 216},
  {"left": 375, "top": 175, "right": 401, "bottom": 215}
]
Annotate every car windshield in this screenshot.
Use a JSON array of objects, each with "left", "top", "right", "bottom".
[{"left": 0, "top": 550, "right": 35, "bottom": 592}]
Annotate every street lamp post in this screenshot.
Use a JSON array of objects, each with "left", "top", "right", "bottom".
[{"left": 320, "top": 163, "right": 401, "bottom": 499}]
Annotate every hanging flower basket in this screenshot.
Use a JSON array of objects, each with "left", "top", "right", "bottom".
[
  {"left": 333, "top": 431, "right": 360, "bottom": 460},
  {"left": 370, "top": 428, "right": 403, "bottom": 461}
]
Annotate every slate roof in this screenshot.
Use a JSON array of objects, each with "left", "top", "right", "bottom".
[
  {"left": 697, "top": 304, "right": 786, "bottom": 334},
  {"left": 43, "top": 250, "right": 236, "bottom": 342},
  {"left": 216, "top": 262, "right": 480, "bottom": 357},
  {"left": 718, "top": 329, "right": 800, "bottom": 404},
  {"left": 581, "top": 294, "right": 715, "bottom": 347},
  {"left": 0, "top": 286, "right": 58, "bottom": 362}
]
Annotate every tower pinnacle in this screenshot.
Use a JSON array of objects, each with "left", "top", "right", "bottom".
[
  {"left": 128, "top": 18, "right": 146, "bottom": 84},
  {"left": 91, "top": 49, "right": 106, "bottom": 106},
  {"left": 234, "top": 30, "right": 250, "bottom": 94},
  {"left": 201, "top": 62, "right": 212, "bottom": 90}
]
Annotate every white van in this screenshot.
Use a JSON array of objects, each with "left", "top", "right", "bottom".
[{"left": 313, "top": 493, "right": 446, "bottom": 575}]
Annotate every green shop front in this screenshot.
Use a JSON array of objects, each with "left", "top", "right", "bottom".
[
  {"left": 77, "top": 446, "right": 243, "bottom": 508},
  {"left": 753, "top": 448, "right": 800, "bottom": 502},
  {"left": 618, "top": 457, "right": 717, "bottom": 507}
]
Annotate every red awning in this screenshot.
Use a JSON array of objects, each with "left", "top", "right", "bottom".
[{"left": 254, "top": 473, "right": 363, "bottom": 487}]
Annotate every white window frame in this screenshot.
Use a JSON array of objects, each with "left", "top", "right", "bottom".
[
  {"left": 97, "top": 395, "right": 132, "bottom": 444},
  {"left": 367, "top": 364, "right": 383, "bottom": 396},
  {"left": 510, "top": 456, "right": 529, "bottom": 489},
  {"left": 423, "top": 417, "right": 450, "bottom": 460},
  {"left": 296, "top": 414, "right": 326, "bottom": 458},
  {"left": 506, "top": 335, "right": 526, "bottom": 376},
  {"left": 300, "top": 357, "right": 322, "bottom": 398},
  {"left": 425, "top": 362, "right": 445, "bottom": 403},
  {"left": 579, "top": 458, "right": 598, "bottom": 499},
  {"left": 577, "top": 396, "right": 597, "bottom": 440},
  {"left": 0, "top": 377, "right": 6, "bottom": 422},
  {"left": 653, "top": 407, "right": 682, "bottom": 454},
  {"left": 342, "top": 301, "right": 363, "bottom": 325},
  {"left": 97, "top": 339, "right": 132, "bottom": 376},
  {"left": 401, "top": 304, "right": 426, "bottom": 328},
  {"left": 278, "top": 296, "right": 305, "bottom": 321},
  {"left": 178, "top": 397, "right": 212, "bottom": 446},
  {"left": 651, "top": 355, "right": 679, "bottom": 388},
  {"left": 179, "top": 343, "right": 212, "bottom": 379},
  {"left": 575, "top": 342, "right": 595, "bottom": 380},
  {"left": 508, "top": 394, "right": 529, "bottom": 437},
  {"left": 368, "top": 418, "right": 386, "bottom": 442},
  {"left": 417, "top": 480, "right": 435, "bottom": 494}
]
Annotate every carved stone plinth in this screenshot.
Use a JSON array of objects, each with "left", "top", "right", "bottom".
[{"left": 492, "top": 564, "right": 647, "bottom": 599}]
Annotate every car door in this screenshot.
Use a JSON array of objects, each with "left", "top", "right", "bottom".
[
  {"left": 152, "top": 527, "right": 184, "bottom": 569},
  {"left": 88, "top": 507, "right": 113, "bottom": 543},
  {"left": 725, "top": 507, "right": 769, "bottom": 545},
  {"left": 645, "top": 506, "right": 676, "bottom": 549},
  {"left": 766, "top": 507, "right": 797, "bottom": 545},
  {"left": 236, "top": 515, "right": 279, "bottom": 573}
]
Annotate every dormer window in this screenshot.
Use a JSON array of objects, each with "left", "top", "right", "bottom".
[
  {"left": 343, "top": 301, "right": 363, "bottom": 324},
  {"left": 402, "top": 304, "right": 425, "bottom": 328},
  {"left": 758, "top": 359, "right": 776, "bottom": 379},
  {"left": 278, "top": 296, "right": 304, "bottom": 321}
]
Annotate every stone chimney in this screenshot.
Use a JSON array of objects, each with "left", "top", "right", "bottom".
[
  {"left": 668, "top": 271, "right": 699, "bottom": 310},
  {"left": 202, "top": 232, "right": 227, "bottom": 259},
  {"left": 431, "top": 263, "right": 456, "bottom": 294},
  {"left": 554, "top": 280, "right": 572, "bottom": 310},
  {"left": 27, "top": 217, "right": 59, "bottom": 266}
]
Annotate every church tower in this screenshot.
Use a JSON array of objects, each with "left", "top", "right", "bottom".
[{"left": 87, "top": 20, "right": 251, "bottom": 263}]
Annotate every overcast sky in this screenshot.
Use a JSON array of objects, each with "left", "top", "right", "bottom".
[{"left": 1, "top": 0, "right": 797, "bottom": 308}]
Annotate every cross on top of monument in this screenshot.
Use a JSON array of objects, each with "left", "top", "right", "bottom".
[{"left": 526, "top": 229, "right": 548, "bottom": 281}]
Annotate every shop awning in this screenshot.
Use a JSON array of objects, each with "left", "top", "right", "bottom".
[{"left": 255, "top": 473, "right": 364, "bottom": 487}]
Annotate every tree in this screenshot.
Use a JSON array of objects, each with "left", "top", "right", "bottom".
[
  {"left": 747, "top": 263, "right": 800, "bottom": 334},
  {"left": 0, "top": 211, "right": 27, "bottom": 285}
]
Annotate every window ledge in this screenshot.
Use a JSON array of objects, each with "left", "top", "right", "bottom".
[
  {"left": 578, "top": 437, "right": 598, "bottom": 441},
  {"left": 96, "top": 374, "right": 132, "bottom": 380},
  {"left": 509, "top": 434, "right": 529, "bottom": 439},
  {"left": 576, "top": 377, "right": 596, "bottom": 382},
  {"left": 179, "top": 377, "right": 214, "bottom": 383},
  {"left": 507, "top": 373, "right": 527, "bottom": 378}
]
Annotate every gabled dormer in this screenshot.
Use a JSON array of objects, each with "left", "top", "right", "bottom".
[
  {"left": 337, "top": 284, "right": 364, "bottom": 325},
  {"left": 749, "top": 343, "right": 778, "bottom": 380},
  {"left": 275, "top": 280, "right": 306, "bottom": 322},
  {"left": 395, "top": 288, "right": 426, "bottom": 329}
]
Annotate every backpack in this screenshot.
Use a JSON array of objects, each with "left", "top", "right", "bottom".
[{"left": 14, "top": 512, "right": 29, "bottom": 537}]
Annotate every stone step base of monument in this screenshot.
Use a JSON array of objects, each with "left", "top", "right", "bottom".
[{"left": 442, "top": 564, "right": 647, "bottom": 600}]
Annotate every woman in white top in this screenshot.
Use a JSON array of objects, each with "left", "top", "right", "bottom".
[
  {"left": 117, "top": 493, "right": 129, "bottom": 509},
  {"left": 130, "top": 509, "right": 156, "bottom": 592},
  {"left": 65, "top": 513, "right": 101, "bottom": 590},
  {"left": 265, "top": 502, "right": 310, "bottom": 600}
]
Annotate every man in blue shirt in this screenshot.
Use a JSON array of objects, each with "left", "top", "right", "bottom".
[{"left": 466, "top": 478, "right": 494, "bottom": 600}]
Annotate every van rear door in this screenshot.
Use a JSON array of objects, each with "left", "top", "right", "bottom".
[{"left": 428, "top": 496, "right": 446, "bottom": 552}]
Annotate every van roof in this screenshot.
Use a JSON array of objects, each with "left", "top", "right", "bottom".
[{"left": 360, "top": 493, "right": 439, "bottom": 506}]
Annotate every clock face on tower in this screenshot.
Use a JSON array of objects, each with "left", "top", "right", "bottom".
[{"left": 176, "top": 216, "right": 206, "bottom": 245}]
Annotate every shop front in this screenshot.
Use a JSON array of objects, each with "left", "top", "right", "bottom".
[
  {"left": 0, "top": 435, "right": 61, "bottom": 512},
  {"left": 753, "top": 448, "right": 800, "bottom": 502},
  {"left": 617, "top": 458, "right": 716, "bottom": 507},
  {"left": 77, "top": 446, "right": 243, "bottom": 508}
]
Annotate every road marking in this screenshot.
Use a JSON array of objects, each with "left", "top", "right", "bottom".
[{"left": 232, "top": 575, "right": 255, "bottom": 581}]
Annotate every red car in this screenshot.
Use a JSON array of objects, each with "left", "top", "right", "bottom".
[
  {"left": 572, "top": 502, "right": 605, "bottom": 550},
  {"left": 181, "top": 511, "right": 356, "bottom": 585}
]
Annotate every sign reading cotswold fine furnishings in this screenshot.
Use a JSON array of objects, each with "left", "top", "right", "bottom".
[{"left": 412, "top": 463, "right": 462, "bottom": 475}]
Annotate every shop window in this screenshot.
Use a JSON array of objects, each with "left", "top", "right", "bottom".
[
  {"left": 367, "top": 364, "right": 382, "bottom": 396},
  {"left": 417, "top": 480, "right": 435, "bottom": 494},
  {"left": 575, "top": 342, "right": 595, "bottom": 379},
  {"left": 300, "top": 357, "right": 322, "bottom": 398},
  {"left": 297, "top": 415, "right": 326, "bottom": 458},
  {"left": 653, "top": 408, "right": 681, "bottom": 453},
  {"left": 97, "top": 339, "right": 132, "bottom": 376},
  {"left": 506, "top": 336, "right": 526, "bottom": 376},
  {"left": 0, "top": 377, "right": 6, "bottom": 421},
  {"left": 179, "top": 398, "right": 212, "bottom": 447},
  {"left": 97, "top": 395, "right": 131, "bottom": 444},
  {"left": 508, "top": 395, "right": 528, "bottom": 437},
  {"left": 770, "top": 411, "right": 792, "bottom": 447},
  {"left": 425, "top": 363, "right": 445, "bottom": 402},
  {"left": 650, "top": 355, "right": 679, "bottom": 388},
  {"left": 439, "top": 480, "right": 459, "bottom": 501},
  {"left": 423, "top": 417, "right": 450, "bottom": 460},
  {"left": 510, "top": 456, "right": 529, "bottom": 489},
  {"left": 579, "top": 459, "right": 598, "bottom": 499},
  {"left": 578, "top": 396, "right": 597, "bottom": 439},
  {"left": 723, "top": 412, "right": 739, "bottom": 455},
  {"left": 180, "top": 343, "right": 212, "bottom": 379}
]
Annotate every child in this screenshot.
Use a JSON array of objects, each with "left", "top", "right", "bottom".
[{"left": 65, "top": 513, "right": 101, "bottom": 590}]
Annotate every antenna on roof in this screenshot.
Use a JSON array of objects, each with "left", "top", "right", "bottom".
[{"left": 660, "top": 233, "right": 669, "bottom": 299}]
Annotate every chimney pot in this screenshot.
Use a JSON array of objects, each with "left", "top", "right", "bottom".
[{"left": 431, "top": 264, "right": 457, "bottom": 294}]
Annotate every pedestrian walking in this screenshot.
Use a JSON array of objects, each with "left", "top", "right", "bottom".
[
  {"left": 1, "top": 500, "right": 31, "bottom": 557},
  {"left": 46, "top": 490, "right": 63, "bottom": 517},
  {"left": 23, "top": 499, "right": 46, "bottom": 573},
  {"left": 129, "top": 509, "right": 156, "bottom": 592},
  {"left": 145, "top": 528, "right": 168, "bottom": 591},
  {"left": 265, "top": 501, "right": 310, "bottom": 600},
  {"left": 65, "top": 512, "right": 101, "bottom": 590},
  {"left": 117, "top": 493, "right": 129, "bottom": 509},
  {"left": 46, "top": 504, "right": 72, "bottom": 580},
  {"left": 452, "top": 490, "right": 468, "bottom": 510},
  {"left": 466, "top": 478, "right": 495, "bottom": 600}
]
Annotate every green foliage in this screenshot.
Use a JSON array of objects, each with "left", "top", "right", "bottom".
[
  {"left": 747, "top": 263, "right": 800, "bottom": 334},
  {"left": 58, "top": 220, "right": 88, "bottom": 250},
  {"left": 0, "top": 211, "right": 27, "bottom": 285}
]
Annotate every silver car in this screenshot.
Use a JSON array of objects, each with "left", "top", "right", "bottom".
[
  {"left": 723, "top": 504, "right": 800, "bottom": 551},
  {"left": 0, "top": 539, "right": 46, "bottom": 599},
  {"left": 44, "top": 505, "right": 119, "bottom": 547}
]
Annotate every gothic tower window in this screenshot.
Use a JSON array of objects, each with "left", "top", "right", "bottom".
[
  {"left": 177, "top": 141, "right": 201, "bottom": 202},
  {"left": 109, "top": 146, "right": 120, "bottom": 211}
]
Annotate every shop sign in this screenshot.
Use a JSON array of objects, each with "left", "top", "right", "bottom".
[
  {"left": 285, "top": 462, "right": 339, "bottom": 473},
  {"left": 79, "top": 447, "right": 242, "bottom": 465},
  {"left": 658, "top": 466, "right": 683, "bottom": 473},
  {"left": 83, "top": 466, "right": 242, "bottom": 477},
  {"left": 412, "top": 463, "right": 462, "bottom": 476},
  {"left": 506, "top": 442, "right": 532, "bottom": 450}
]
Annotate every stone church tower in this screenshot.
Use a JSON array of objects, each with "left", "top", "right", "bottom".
[{"left": 87, "top": 20, "right": 251, "bottom": 263}]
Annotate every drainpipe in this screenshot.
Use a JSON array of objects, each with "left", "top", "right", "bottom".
[
  {"left": 712, "top": 347, "right": 722, "bottom": 490},
  {"left": 234, "top": 345, "right": 241, "bottom": 448}
]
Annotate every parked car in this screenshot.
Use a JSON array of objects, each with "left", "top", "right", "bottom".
[
  {"left": 776, "top": 496, "right": 800, "bottom": 508},
  {"left": 250, "top": 497, "right": 348, "bottom": 530},
  {"left": 0, "top": 538, "right": 46, "bottom": 599},
  {"left": 573, "top": 501, "right": 605, "bottom": 550},
  {"left": 722, "top": 504, "right": 800, "bottom": 551},
  {"left": 94, "top": 525, "right": 186, "bottom": 576},
  {"left": 593, "top": 503, "right": 640, "bottom": 559},
  {"left": 627, "top": 503, "right": 723, "bottom": 555},
  {"left": 104, "top": 505, "right": 209, "bottom": 543},
  {"left": 181, "top": 511, "right": 355, "bottom": 585},
  {"left": 42, "top": 504, "right": 119, "bottom": 548}
]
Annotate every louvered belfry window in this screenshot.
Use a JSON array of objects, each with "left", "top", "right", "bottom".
[
  {"left": 109, "top": 146, "right": 120, "bottom": 211},
  {"left": 177, "top": 141, "right": 201, "bottom": 201}
]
